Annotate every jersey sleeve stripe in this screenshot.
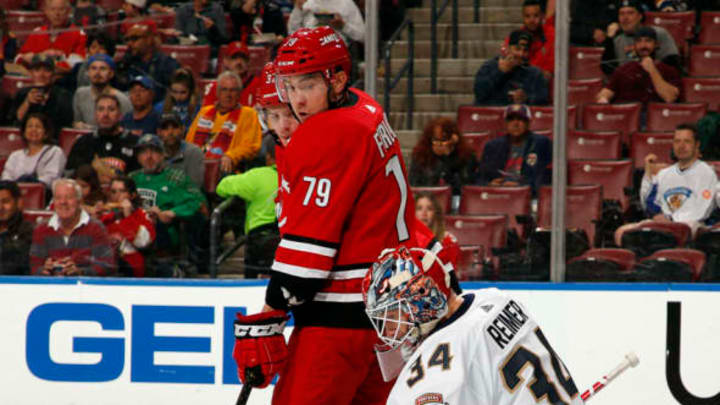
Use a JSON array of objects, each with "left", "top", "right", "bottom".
[
  {"left": 283, "top": 233, "right": 340, "bottom": 249},
  {"left": 313, "top": 292, "right": 364, "bottom": 303},
  {"left": 328, "top": 268, "right": 369, "bottom": 280},
  {"left": 279, "top": 239, "right": 338, "bottom": 257},
  {"left": 271, "top": 261, "right": 331, "bottom": 279}
]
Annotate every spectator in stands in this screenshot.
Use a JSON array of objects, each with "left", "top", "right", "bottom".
[
  {"left": 288, "top": 0, "right": 365, "bottom": 45},
  {"left": 8, "top": 55, "right": 73, "bottom": 130},
  {"left": 504, "top": 0, "right": 555, "bottom": 78},
  {"left": 0, "top": 10, "right": 18, "bottom": 79},
  {"left": 414, "top": 191, "right": 460, "bottom": 269},
  {"left": 230, "top": 0, "right": 288, "bottom": 43},
  {"left": 173, "top": 0, "right": 229, "bottom": 55},
  {"left": 15, "top": 0, "right": 87, "bottom": 74},
  {"left": 606, "top": 0, "right": 680, "bottom": 71},
  {"left": 155, "top": 68, "right": 200, "bottom": 128},
  {"left": 187, "top": 71, "right": 262, "bottom": 174},
  {"left": 73, "top": 54, "right": 132, "bottom": 129},
  {"left": 0, "top": 181, "right": 34, "bottom": 275},
  {"left": 120, "top": 0, "right": 148, "bottom": 38},
  {"left": 117, "top": 20, "right": 180, "bottom": 103},
  {"left": 474, "top": 30, "right": 549, "bottom": 106},
  {"left": 653, "top": 0, "right": 689, "bottom": 11},
  {"left": 202, "top": 41, "right": 260, "bottom": 107},
  {"left": 615, "top": 124, "right": 719, "bottom": 244},
  {"left": 98, "top": 176, "right": 155, "bottom": 277},
  {"left": 479, "top": 104, "right": 552, "bottom": 195},
  {"left": 130, "top": 134, "right": 209, "bottom": 275},
  {"left": 216, "top": 137, "right": 280, "bottom": 278},
  {"left": 570, "top": 0, "right": 618, "bottom": 46},
  {"left": 74, "top": 0, "right": 107, "bottom": 28},
  {"left": 75, "top": 31, "right": 116, "bottom": 89},
  {"left": 409, "top": 117, "right": 479, "bottom": 195},
  {"left": 121, "top": 75, "right": 161, "bottom": 137},
  {"left": 30, "top": 178, "right": 115, "bottom": 276},
  {"left": 72, "top": 164, "right": 106, "bottom": 213},
  {"left": 2, "top": 113, "right": 66, "bottom": 188},
  {"left": 66, "top": 94, "right": 140, "bottom": 176},
  {"left": 158, "top": 112, "right": 205, "bottom": 187},
  {"left": 596, "top": 26, "right": 680, "bottom": 104}
]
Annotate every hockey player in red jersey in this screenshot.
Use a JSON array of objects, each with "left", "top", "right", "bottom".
[{"left": 232, "top": 26, "right": 416, "bottom": 404}]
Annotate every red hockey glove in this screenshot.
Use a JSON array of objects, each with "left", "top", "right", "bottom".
[{"left": 232, "top": 310, "right": 290, "bottom": 388}]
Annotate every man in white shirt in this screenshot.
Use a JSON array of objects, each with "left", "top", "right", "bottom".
[
  {"left": 287, "top": 0, "right": 365, "bottom": 44},
  {"left": 72, "top": 54, "right": 133, "bottom": 129}
]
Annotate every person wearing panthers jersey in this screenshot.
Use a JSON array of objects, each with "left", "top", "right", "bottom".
[{"left": 363, "top": 247, "right": 583, "bottom": 405}]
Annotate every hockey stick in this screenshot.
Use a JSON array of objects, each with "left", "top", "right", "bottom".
[
  {"left": 235, "top": 367, "right": 263, "bottom": 405},
  {"left": 581, "top": 352, "right": 639, "bottom": 402}
]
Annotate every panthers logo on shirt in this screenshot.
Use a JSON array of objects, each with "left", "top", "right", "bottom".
[{"left": 663, "top": 187, "right": 692, "bottom": 212}]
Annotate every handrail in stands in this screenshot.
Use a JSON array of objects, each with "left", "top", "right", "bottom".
[
  {"left": 209, "top": 197, "right": 246, "bottom": 278},
  {"left": 430, "top": 0, "right": 458, "bottom": 93},
  {"left": 382, "top": 17, "right": 415, "bottom": 129}
]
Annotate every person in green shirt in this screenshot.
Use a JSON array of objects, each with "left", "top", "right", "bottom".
[
  {"left": 216, "top": 137, "right": 279, "bottom": 278},
  {"left": 130, "top": 133, "right": 209, "bottom": 276}
]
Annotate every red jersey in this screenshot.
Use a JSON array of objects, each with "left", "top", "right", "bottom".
[
  {"left": 201, "top": 74, "right": 260, "bottom": 108},
  {"left": 503, "top": 15, "right": 555, "bottom": 74},
  {"left": 17, "top": 24, "right": 86, "bottom": 69},
  {"left": 267, "top": 88, "right": 416, "bottom": 328},
  {"left": 274, "top": 144, "right": 288, "bottom": 233}
]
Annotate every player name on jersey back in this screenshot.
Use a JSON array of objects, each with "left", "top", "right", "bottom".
[
  {"left": 486, "top": 299, "right": 530, "bottom": 350},
  {"left": 373, "top": 115, "right": 399, "bottom": 159}
]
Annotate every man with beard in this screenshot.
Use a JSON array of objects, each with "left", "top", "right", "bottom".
[
  {"left": 121, "top": 75, "right": 161, "bottom": 137},
  {"left": 73, "top": 54, "right": 132, "bottom": 129},
  {"left": 66, "top": 94, "right": 140, "bottom": 177},
  {"left": 596, "top": 26, "right": 680, "bottom": 104},
  {"left": 0, "top": 181, "right": 34, "bottom": 275},
  {"left": 503, "top": 0, "right": 555, "bottom": 79},
  {"left": 157, "top": 112, "right": 205, "bottom": 188}
]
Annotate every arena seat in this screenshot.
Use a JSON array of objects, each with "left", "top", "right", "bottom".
[
  {"left": 528, "top": 105, "right": 577, "bottom": 131},
  {"left": 411, "top": 186, "right": 452, "bottom": 214},
  {"left": 682, "top": 77, "right": 720, "bottom": 110},
  {"left": 4, "top": 0, "right": 27, "bottom": 9},
  {"left": 0, "top": 156, "right": 6, "bottom": 174},
  {"left": 160, "top": 45, "right": 211, "bottom": 79},
  {"left": 444, "top": 214, "right": 507, "bottom": 256},
  {"left": 0, "top": 127, "right": 24, "bottom": 156},
  {"left": 22, "top": 209, "right": 53, "bottom": 226},
  {"left": 568, "top": 78, "right": 604, "bottom": 107},
  {"left": 58, "top": 128, "right": 91, "bottom": 156},
  {"left": 217, "top": 45, "right": 271, "bottom": 76},
  {"left": 97, "top": 0, "right": 125, "bottom": 10},
  {"left": 699, "top": 11, "right": 720, "bottom": 44},
  {"left": 535, "top": 129, "right": 553, "bottom": 140},
  {"left": 645, "top": 11, "right": 695, "bottom": 53},
  {"left": 566, "top": 248, "right": 637, "bottom": 281},
  {"left": 456, "top": 106, "right": 505, "bottom": 136},
  {"left": 537, "top": 184, "right": 603, "bottom": 246},
  {"left": 459, "top": 185, "right": 531, "bottom": 238},
  {"left": 569, "top": 248, "right": 637, "bottom": 271},
  {"left": 18, "top": 183, "right": 46, "bottom": 210},
  {"left": 462, "top": 132, "right": 493, "bottom": 159},
  {"left": 636, "top": 248, "right": 706, "bottom": 281},
  {"left": 630, "top": 132, "right": 674, "bottom": 170},
  {"left": 567, "top": 130, "right": 621, "bottom": 160},
  {"left": 689, "top": 45, "right": 720, "bottom": 76},
  {"left": 567, "top": 160, "right": 633, "bottom": 211},
  {"left": 7, "top": 11, "right": 47, "bottom": 46},
  {"left": 569, "top": 47, "right": 604, "bottom": 80},
  {"left": 456, "top": 245, "right": 483, "bottom": 280},
  {"left": 646, "top": 103, "right": 707, "bottom": 132},
  {"left": 581, "top": 103, "right": 641, "bottom": 145},
  {"left": 155, "top": 11, "right": 176, "bottom": 29},
  {"left": 204, "top": 159, "right": 221, "bottom": 194},
  {"left": 2, "top": 76, "right": 33, "bottom": 100},
  {"left": 622, "top": 221, "right": 692, "bottom": 258}
]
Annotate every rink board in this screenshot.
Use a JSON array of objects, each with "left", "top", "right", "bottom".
[{"left": 0, "top": 277, "right": 718, "bottom": 405}]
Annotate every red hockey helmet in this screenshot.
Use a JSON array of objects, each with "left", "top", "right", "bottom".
[
  {"left": 255, "top": 62, "right": 282, "bottom": 108},
  {"left": 274, "top": 26, "right": 351, "bottom": 80}
]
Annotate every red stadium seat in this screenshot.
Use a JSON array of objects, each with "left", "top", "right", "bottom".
[
  {"left": 0, "top": 156, "right": 6, "bottom": 174},
  {"left": 411, "top": 186, "right": 452, "bottom": 214},
  {"left": 534, "top": 129, "right": 553, "bottom": 140},
  {"left": 569, "top": 47, "right": 604, "bottom": 80},
  {"left": 646, "top": 103, "right": 707, "bottom": 132},
  {"left": 155, "top": 11, "right": 176, "bottom": 29},
  {"left": 566, "top": 248, "right": 637, "bottom": 281},
  {"left": 22, "top": 209, "right": 53, "bottom": 225},
  {"left": 567, "top": 160, "right": 633, "bottom": 211},
  {"left": 682, "top": 77, "right": 720, "bottom": 110},
  {"left": 217, "top": 45, "right": 271, "bottom": 76},
  {"left": 568, "top": 78, "right": 604, "bottom": 107},
  {"left": 459, "top": 185, "right": 531, "bottom": 237},
  {"left": 18, "top": 182, "right": 46, "bottom": 210},
  {"left": 637, "top": 248, "right": 706, "bottom": 281},
  {"left": 456, "top": 245, "right": 483, "bottom": 280},
  {"left": 97, "top": 0, "right": 125, "bottom": 10},
  {"left": 529, "top": 105, "right": 577, "bottom": 131},
  {"left": 645, "top": 11, "right": 695, "bottom": 52},
  {"left": 204, "top": 159, "right": 220, "bottom": 194},
  {"left": 2, "top": 76, "right": 33, "bottom": 100},
  {"left": 456, "top": 106, "right": 505, "bottom": 136},
  {"left": 114, "top": 44, "right": 128, "bottom": 61},
  {"left": 581, "top": 103, "right": 641, "bottom": 145},
  {"left": 58, "top": 128, "right": 91, "bottom": 156},
  {"left": 4, "top": 0, "right": 28, "bottom": 9},
  {"left": 6, "top": 11, "right": 47, "bottom": 46},
  {"left": 567, "top": 130, "right": 621, "bottom": 160},
  {"left": 626, "top": 221, "right": 691, "bottom": 246},
  {"left": 689, "top": 45, "right": 720, "bottom": 76},
  {"left": 444, "top": 214, "right": 507, "bottom": 262},
  {"left": 537, "top": 184, "right": 603, "bottom": 245},
  {"left": 0, "top": 127, "right": 24, "bottom": 156},
  {"left": 463, "top": 132, "right": 492, "bottom": 159},
  {"left": 630, "top": 132, "right": 674, "bottom": 169},
  {"left": 569, "top": 248, "right": 637, "bottom": 271},
  {"left": 699, "top": 11, "right": 720, "bottom": 44},
  {"left": 160, "top": 45, "right": 211, "bottom": 79}
]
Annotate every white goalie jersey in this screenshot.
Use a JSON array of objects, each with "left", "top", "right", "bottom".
[{"left": 387, "top": 288, "right": 583, "bottom": 405}]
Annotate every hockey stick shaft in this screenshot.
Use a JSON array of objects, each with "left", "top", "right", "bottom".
[
  {"left": 581, "top": 352, "right": 639, "bottom": 402},
  {"left": 235, "top": 383, "right": 253, "bottom": 405}
]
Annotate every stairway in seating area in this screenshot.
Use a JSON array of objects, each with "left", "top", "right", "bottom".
[{"left": 383, "top": 0, "right": 524, "bottom": 159}]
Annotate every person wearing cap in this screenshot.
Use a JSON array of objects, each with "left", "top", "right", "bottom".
[
  {"left": 15, "top": 0, "right": 87, "bottom": 73},
  {"left": 187, "top": 71, "right": 262, "bottom": 174},
  {"left": 74, "top": 31, "right": 117, "bottom": 89},
  {"left": 66, "top": 94, "right": 141, "bottom": 176},
  {"left": 479, "top": 104, "right": 552, "bottom": 196},
  {"left": 503, "top": 0, "right": 555, "bottom": 78},
  {"left": 474, "top": 30, "right": 549, "bottom": 106},
  {"left": 174, "top": 0, "right": 229, "bottom": 55},
  {"left": 130, "top": 134, "right": 209, "bottom": 274},
  {"left": 596, "top": 26, "right": 681, "bottom": 105},
  {"left": 158, "top": 112, "right": 205, "bottom": 188},
  {"left": 73, "top": 53, "right": 133, "bottom": 129},
  {"left": 8, "top": 55, "right": 73, "bottom": 131},
  {"left": 121, "top": 75, "right": 161, "bottom": 137},
  {"left": 0, "top": 10, "right": 18, "bottom": 80},
  {"left": 216, "top": 136, "right": 280, "bottom": 278},
  {"left": 117, "top": 19, "right": 181, "bottom": 103},
  {"left": 605, "top": 0, "right": 679, "bottom": 72},
  {"left": 201, "top": 41, "right": 261, "bottom": 108}
]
